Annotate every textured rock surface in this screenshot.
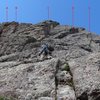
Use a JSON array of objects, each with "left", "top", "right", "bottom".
[
  {"left": 0, "top": 20, "right": 99, "bottom": 100},
  {"left": 69, "top": 53, "right": 100, "bottom": 100},
  {"left": 0, "top": 58, "right": 58, "bottom": 100},
  {"left": 57, "top": 85, "right": 76, "bottom": 100}
]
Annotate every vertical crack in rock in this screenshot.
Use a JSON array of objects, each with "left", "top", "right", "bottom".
[
  {"left": 68, "top": 63, "right": 75, "bottom": 90},
  {"left": 54, "top": 59, "right": 60, "bottom": 100},
  {"left": 54, "top": 59, "right": 76, "bottom": 100}
]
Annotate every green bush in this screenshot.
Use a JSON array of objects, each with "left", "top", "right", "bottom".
[
  {"left": 0, "top": 96, "right": 4, "bottom": 100},
  {"left": 62, "top": 63, "right": 70, "bottom": 71},
  {"left": 0, "top": 96, "right": 14, "bottom": 100},
  {"left": 0, "top": 96, "right": 7, "bottom": 100}
]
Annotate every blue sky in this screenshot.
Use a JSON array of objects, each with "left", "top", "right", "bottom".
[{"left": 0, "top": 0, "right": 100, "bottom": 34}]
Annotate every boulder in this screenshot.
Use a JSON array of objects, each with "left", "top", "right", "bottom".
[{"left": 57, "top": 85, "right": 76, "bottom": 100}]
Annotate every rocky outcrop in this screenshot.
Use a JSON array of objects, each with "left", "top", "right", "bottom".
[
  {"left": 0, "top": 20, "right": 99, "bottom": 100},
  {"left": 0, "top": 58, "right": 58, "bottom": 100},
  {"left": 69, "top": 53, "right": 100, "bottom": 100}
]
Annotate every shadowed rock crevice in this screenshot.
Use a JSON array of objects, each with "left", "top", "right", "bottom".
[
  {"left": 90, "top": 89, "right": 100, "bottom": 100},
  {"left": 54, "top": 59, "right": 60, "bottom": 100},
  {"left": 55, "top": 60, "right": 76, "bottom": 100},
  {"left": 77, "top": 92, "right": 88, "bottom": 100},
  {"left": 79, "top": 45, "right": 93, "bottom": 52}
]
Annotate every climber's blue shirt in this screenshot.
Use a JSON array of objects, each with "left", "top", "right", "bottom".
[{"left": 40, "top": 44, "right": 49, "bottom": 55}]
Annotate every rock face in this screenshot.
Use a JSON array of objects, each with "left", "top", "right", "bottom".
[
  {"left": 69, "top": 53, "right": 100, "bottom": 100},
  {"left": 0, "top": 58, "right": 58, "bottom": 100},
  {"left": 0, "top": 20, "right": 99, "bottom": 100}
]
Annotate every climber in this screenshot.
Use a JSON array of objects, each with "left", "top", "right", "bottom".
[
  {"left": 69, "top": 27, "right": 79, "bottom": 33},
  {"left": 39, "top": 43, "right": 54, "bottom": 60}
]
